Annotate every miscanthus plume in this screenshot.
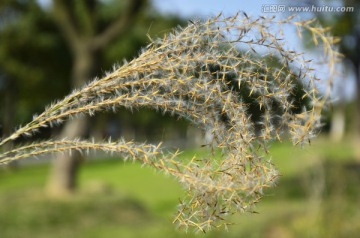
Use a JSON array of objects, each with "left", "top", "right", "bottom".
[{"left": 0, "top": 13, "right": 340, "bottom": 231}]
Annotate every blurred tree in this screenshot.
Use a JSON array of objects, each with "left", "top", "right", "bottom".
[
  {"left": 0, "top": 0, "right": 184, "bottom": 196},
  {"left": 308, "top": 0, "right": 360, "bottom": 141},
  {"left": 46, "top": 0, "right": 147, "bottom": 196},
  {"left": 46, "top": 0, "right": 186, "bottom": 196}
]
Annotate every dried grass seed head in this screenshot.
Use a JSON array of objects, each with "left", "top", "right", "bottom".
[{"left": 0, "top": 13, "right": 340, "bottom": 232}]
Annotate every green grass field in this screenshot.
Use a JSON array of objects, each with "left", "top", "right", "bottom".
[{"left": 0, "top": 138, "right": 359, "bottom": 238}]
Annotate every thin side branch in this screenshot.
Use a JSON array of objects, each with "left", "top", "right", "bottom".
[{"left": 91, "top": 0, "right": 146, "bottom": 50}]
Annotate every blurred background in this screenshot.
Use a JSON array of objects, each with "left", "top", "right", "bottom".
[{"left": 0, "top": 0, "right": 359, "bottom": 237}]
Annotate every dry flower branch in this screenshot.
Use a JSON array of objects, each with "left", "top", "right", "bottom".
[{"left": 0, "top": 13, "right": 340, "bottom": 231}]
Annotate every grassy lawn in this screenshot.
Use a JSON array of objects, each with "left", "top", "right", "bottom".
[{"left": 0, "top": 138, "right": 359, "bottom": 238}]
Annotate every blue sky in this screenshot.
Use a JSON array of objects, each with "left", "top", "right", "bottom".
[{"left": 152, "top": 0, "right": 265, "bottom": 18}]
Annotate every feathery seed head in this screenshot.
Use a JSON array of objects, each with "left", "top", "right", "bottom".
[{"left": 0, "top": 13, "right": 339, "bottom": 231}]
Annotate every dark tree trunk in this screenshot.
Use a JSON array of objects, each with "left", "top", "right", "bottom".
[
  {"left": 46, "top": 47, "right": 96, "bottom": 196},
  {"left": 355, "top": 64, "right": 360, "bottom": 141},
  {"left": 330, "top": 77, "right": 346, "bottom": 142},
  {"left": 330, "top": 103, "right": 345, "bottom": 142},
  {"left": 46, "top": 116, "right": 89, "bottom": 195},
  {"left": 353, "top": 63, "right": 360, "bottom": 160}
]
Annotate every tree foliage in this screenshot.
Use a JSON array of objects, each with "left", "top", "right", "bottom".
[
  {"left": 0, "top": 0, "right": 184, "bottom": 126},
  {"left": 0, "top": 1, "right": 71, "bottom": 122}
]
